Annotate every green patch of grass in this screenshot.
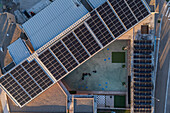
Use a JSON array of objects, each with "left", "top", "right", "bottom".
[
  {"left": 114, "top": 95, "right": 126, "bottom": 108},
  {"left": 112, "top": 52, "right": 125, "bottom": 63}
]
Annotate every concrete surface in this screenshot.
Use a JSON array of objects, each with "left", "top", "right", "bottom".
[
  {"left": 8, "top": 83, "right": 67, "bottom": 113},
  {"left": 74, "top": 98, "right": 93, "bottom": 113},
  {"left": 62, "top": 40, "right": 128, "bottom": 92}
]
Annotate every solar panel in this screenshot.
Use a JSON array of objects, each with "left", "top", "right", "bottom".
[
  {"left": 134, "top": 64, "right": 152, "bottom": 69},
  {"left": 96, "top": 2, "right": 126, "bottom": 38},
  {"left": 38, "top": 49, "right": 67, "bottom": 80},
  {"left": 74, "top": 24, "right": 101, "bottom": 55},
  {"left": 86, "top": 11, "right": 114, "bottom": 47},
  {"left": 134, "top": 83, "right": 152, "bottom": 87},
  {"left": 134, "top": 55, "right": 152, "bottom": 59},
  {"left": 126, "top": 0, "right": 150, "bottom": 21},
  {"left": 133, "top": 60, "right": 152, "bottom": 64},
  {"left": 134, "top": 40, "right": 152, "bottom": 44},
  {"left": 134, "top": 50, "right": 152, "bottom": 55},
  {"left": 108, "top": 0, "right": 137, "bottom": 29},
  {"left": 22, "top": 60, "right": 54, "bottom": 90},
  {"left": 0, "top": 74, "right": 31, "bottom": 106},
  {"left": 10, "top": 65, "right": 42, "bottom": 98},
  {"left": 50, "top": 41, "right": 78, "bottom": 71},
  {"left": 62, "top": 33, "right": 90, "bottom": 63},
  {"left": 134, "top": 45, "right": 152, "bottom": 50},
  {"left": 133, "top": 38, "right": 153, "bottom": 112}
]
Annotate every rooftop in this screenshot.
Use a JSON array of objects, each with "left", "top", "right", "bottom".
[
  {"left": 8, "top": 83, "right": 67, "bottom": 113},
  {"left": 74, "top": 98, "right": 94, "bottom": 113},
  {"left": 0, "top": 0, "right": 151, "bottom": 109},
  {"left": 62, "top": 40, "right": 129, "bottom": 92},
  {"left": 22, "top": 0, "right": 89, "bottom": 50},
  {"left": 7, "top": 38, "right": 31, "bottom": 65},
  {"left": 88, "top": 0, "right": 107, "bottom": 9}
]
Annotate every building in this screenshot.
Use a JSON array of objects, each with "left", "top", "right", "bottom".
[{"left": 0, "top": 0, "right": 156, "bottom": 113}]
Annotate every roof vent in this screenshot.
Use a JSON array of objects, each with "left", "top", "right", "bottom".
[{"left": 72, "top": 0, "right": 81, "bottom": 7}]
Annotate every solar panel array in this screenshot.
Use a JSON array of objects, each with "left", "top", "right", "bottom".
[
  {"left": 62, "top": 33, "right": 90, "bottom": 63},
  {"left": 38, "top": 49, "right": 67, "bottom": 80},
  {"left": 50, "top": 41, "right": 78, "bottom": 71},
  {"left": 0, "top": 0, "right": 150, "bottom": 107},
  {"left": 86, "top": 11, "right": 114, "bottom": 47},
  {"left": 126, "top": 0, "right": 150, "bottom": 21},
  {"left": 0, "top": 60, "right": 53, "bottom": 107},
  {"left": 74, "top": 24, "right": 101, "bottom": 55},
  {"left": 21, "top": 60, "right": 53, "bottom": 90},
  {"left": 0, "top": 74, "right": 31, "bottom": 106},
  {"left": 133, "top": 39, "right": 153, "bottom": 113},
  {"left": 108, "top": 0, "right": 137, "bottom": 29},
  {"left": 10, "top": 65, "right": 42, "bottom": 98},
  {"left": 96, "top": 2, "right": 126, "bottom": 37}
]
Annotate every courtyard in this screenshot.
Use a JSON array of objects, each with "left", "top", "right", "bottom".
[{"left": 62, "top": 40, "right": 129, "bottom": 92}]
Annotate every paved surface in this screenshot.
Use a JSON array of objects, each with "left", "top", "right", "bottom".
[
  {"left": 62, "top": 40, "right": 129, "bottom": 92},
  {"left": 74, "top": 98, "right": 93, "bottom": 113},
  {"left": 8, "top": 83, "right": 67, "bottom": 113},
  {"left": 155, "top": 1, "right": 170, "bottom": 113}
]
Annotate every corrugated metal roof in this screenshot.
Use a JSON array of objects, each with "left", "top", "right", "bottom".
[
  {"left": 88, "top": 0, "right": 107, "bottom": 9},
  {"left": 7, "top": 38, "right": 30, "bottom": 64},
  {"left": 22, "top": 0, "right": 88, "bottom": 50}
]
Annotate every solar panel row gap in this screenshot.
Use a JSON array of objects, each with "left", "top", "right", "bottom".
[
  {"left": 72, "top": 32, "right": 91, "bottom": 56},
  {"left": 91, "top": 10, "right": 116, "bottom": 39},
  {"left": 50, "top": 41, "right": 79, "bottom": 72},
  {"left": 20, "top": 65, "right": 43, "bottom": 91},
  {"left": 106, "top": 0, "right": 128, "bottom": 30},
  {"left": 96, "top": 2, "right": 126, "bottom": 38},
  {"left": 60, "top": 40, "right": 80, "bottom": 64},
  {"left": 21, "top": 60, "right": 54, "bottom": 90},
  {"left": 108, "top": 0, "right": 138, "bottom": 29},
  {"left": 34, "top": 57, "right": 57, "bottom": 82},
  {"left": 9, "top": 66, "right": 41, "bottom": 99},
  {"left": 74, "top": 23, "right": 101, "bottom": 55},
  {"left": 86, "top": 10, "right": 114, "bottom": 47},
  {"left": 0, "top": 73, "right": 31, "bottom": 106},
  {"left": 84, "top": 22, "right": 104, "bottom": 48},
  {"left": 62, "top": 32, "right": 90, "bottom": 64},
  {"left": 123, "top": 0, "right": 138, "bottom": 21},
  {"left": 126, "top": 0, "right": 150, "bottom": 21},
  {"left": 38, "top": 49, "right": 67, "bottom": 81}
]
